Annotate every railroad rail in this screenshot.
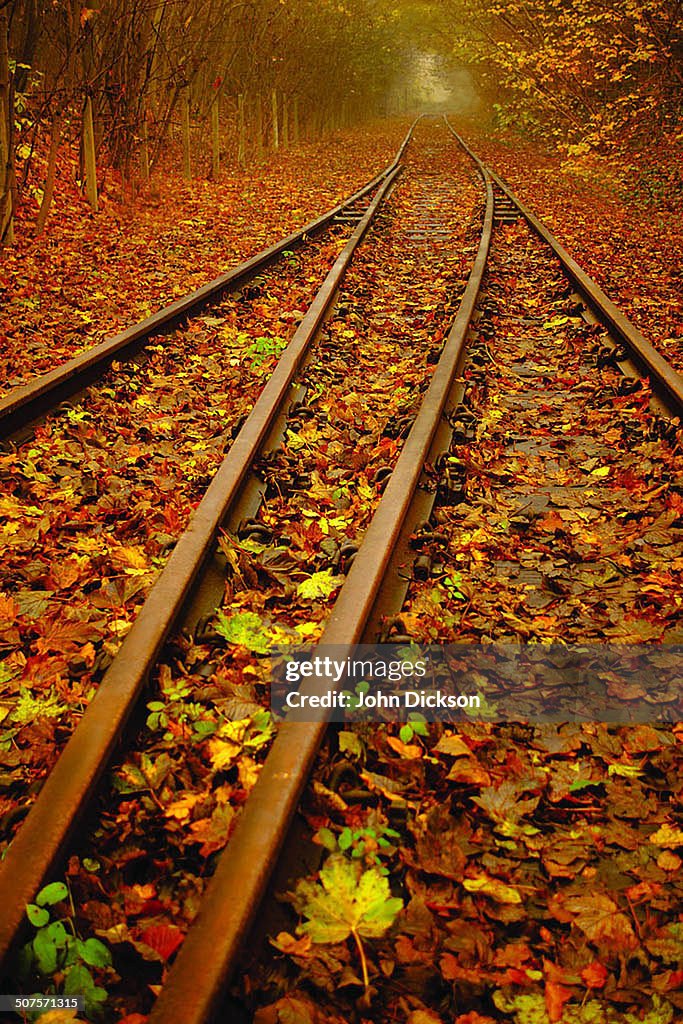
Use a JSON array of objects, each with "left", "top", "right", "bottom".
[
  {"left": 444, "top": 118, "right": 683, "bottom": 413},
  {"left": 0, "top": 124, "right": 416, "bottom": 442},
  {"left": 0, "top": 115, "right": 681, "bottom": 1022}
]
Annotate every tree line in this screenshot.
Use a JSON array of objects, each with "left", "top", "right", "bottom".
[
  {"left": 0, "top": 0, "right": 408, "bottom": 242},
  {"left": 432, "top": 0, "right": 682, "bottom": 155}
]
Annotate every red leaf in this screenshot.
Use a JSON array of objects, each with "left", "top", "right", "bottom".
[
  {"left": 545, "top": 981, "right": 572, "bottom": 1022},
  {"left": 139, "top": 924, "right": 184, "bottom": 961},
  {"left": 581, "top": 960, "right": 608, "bottom": 989}
]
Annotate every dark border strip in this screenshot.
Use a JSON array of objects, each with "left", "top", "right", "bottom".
[
  {"left": 0, "top": 164, "right": 404, "bottom": 971},
  {"left": 147, "top": 163, "right": 495, "bottom": 1024},
  {"left": 0, "top": 124, "right": 416, "bottom": 440},
  {"left": 445, "top": 118, "right": 683, "bottom": 413}
]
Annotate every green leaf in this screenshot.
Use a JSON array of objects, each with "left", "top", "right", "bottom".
[
  {"left": 214, "top": 610, "right": 271, "bottom": 654},
  {"left": 338, "top": 731, "right": 363, "bottom": 758},
  {"left": 77, "top": 937, "right": 112, "bottom": 967},
  {"left": 338, "top": 828, "right": 353, "bottom": 851},
  {"left": 64, "top": 962, "right": 97, "bottom": 994},
  {"left": 46, "top": 921, "right": 68, "bottom": 947},
  {"left": 569, "top": 777, "right": 601, "bottom": 792},
  {"left": 315, "top": 827, "right": 338, "bottom": 852},
  {"left": 12, "top": 687, "right": 66, "bottom": 724},
  {"left": 294, "top": 855, "right": 403, "bottom": 945},
  {"left": 36, "top": 881, "right": 68, "bottom": 906},
  {"left": 192, "top": 719, "right": 217, "bottom": 738},
  {"left": 33, "top": 928, "right": 58, "bottom": 974},
  {"left": 26, "top": 904, "right": 49, "bottom": 928},
  {"left": 296, "top": 570, "right": 340, "bottom": 601}
]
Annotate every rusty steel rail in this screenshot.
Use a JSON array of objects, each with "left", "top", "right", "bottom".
[
  {"left": 0, "top": 124, "right": 416, "bottom": 441},
  {"left": 147, "top": 171, "right": 495, "bottom": 1024},
  {"left": 445, "top": 118, "right": 683, "bottom": 414},
  {"left": 0, "top": 161, "right": 405, "bottom": 973}
]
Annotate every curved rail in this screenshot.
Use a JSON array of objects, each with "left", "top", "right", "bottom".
[
  {"left": 0, "top": 122, "right": 417, "bottom": 442},
  {"left": 445, "top": 118, "right": 683, "bottom": 414}
]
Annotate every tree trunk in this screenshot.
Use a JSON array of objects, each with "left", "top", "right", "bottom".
[
  {"left": 36, "top": 113, "right": 61, "bottom": 236},
  {"left": 211, "top": 99, "right": 220, "bottom": 177},
  {"left": 237, "top": 92, "right": 246, "bottom": 168},
  {"left": 149, "top": 1, "right": 165, "bottom": 115},
  {"left": 255, "top": 92, "right": 263, "bottom": 162},
  {"left": 292, "top": 96, "right": 300, "bottom": 145},
  {"left": 181, "top": 90, "right": 191, "bottom": 179},
  {"left": 271, "top": 87, "right": 279, "bottom": 150},
  {"left": 281, "top": 94, "right": 289, "bottom": 149},
  {"left": 0, "top": 10, "right": 14, "bottom": 244},
  {"left": 16, "top": 0, "right": 39, "bottom": 94},
  {"left": 140, "top": 113, "right": 150, "bottom": 183},
  {"left": 83, "top": 95, "right": 98, "bottom": 211}
]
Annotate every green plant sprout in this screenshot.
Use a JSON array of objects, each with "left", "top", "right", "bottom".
[{"left": 18, "top": 880, "right": 113, "bottom": 1019}]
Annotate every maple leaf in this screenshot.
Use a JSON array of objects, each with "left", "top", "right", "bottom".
[
  {"left": 214, "top": 610, "right": 270, "bottom": 653},
  {"left": 296, "top": 570, "right": 341, "bottom": 601},
  {"left": 472, "top": 780, "right": 541, "bottom": 836},
  {"left": 164, "top": 791, "right": 203, "bottom": 823},
  {"left": 110, "top": 544, "right": 149, "bottom": 574},
  {"left": 294, "top": 855, "right": 403, "bottom": 945},
  {"left": 433, "top": 733, "right": 472, "bottom": 757},
  {"left": 189, "top": 802, "right": 235, "bottom": 857},
  {"left": 545, "top": 980, "right": 572, "bottom": 1022}
]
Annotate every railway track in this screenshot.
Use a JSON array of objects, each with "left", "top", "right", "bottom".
[
  {"left": 0, "top": 122, "right": 419, "bottom": 825},
  {"left": 0, "top": 115, "right": 681, "bottom": 1022},
  {"left": 0, "top": 128, "right": 416, "bottom": 442}
]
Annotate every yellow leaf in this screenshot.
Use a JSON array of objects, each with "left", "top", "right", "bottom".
[
  {"left": 111, "top": 544, "right": 148, "bottom": 572},
  {"left": 656, "top": 850, "right": 681, "bottom": 872},
  {"left": 208, "top": 720, "right": 248, "bottom": 770},
  {"left": 165, "top": 791, "right": 203, "bottom": 822},
  {"left": 463, "top": 874, "right": 522, "bottom": 904},
  {"left": 590, "top": 466, "right": 610, "bottom": 477},
  {"left": 386, "top": 735, "right": 422, "bottom": 760},
  {"left": 208, "top": 737, "right": 241, "bottom": 771},
  {"left": 650, "top": 823, "right": 683, "bottom": 848},
  {"left": 238, "top": 755, "right": 261, "bottom": 792},
  {"left": 607, "top": 763, "right": 642, "bottom": 777}
]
